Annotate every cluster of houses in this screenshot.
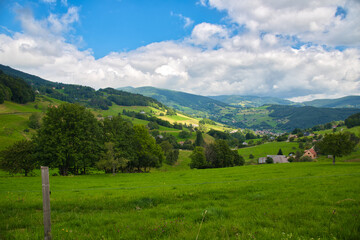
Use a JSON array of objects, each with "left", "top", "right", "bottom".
[{"left": 258, "top": 147, "right": 317, "bottom": 164}]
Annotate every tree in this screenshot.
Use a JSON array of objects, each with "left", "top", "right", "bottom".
[
  {"left": 245, "top": 132, "right": 256, "bottom": 140},
  {"left": 160, "top": 141, "right": 173, "bottom": 156},
  {"left": 132, "top": 125, "right": 164, "bottom": 172},
  {"left": 277, "top": 148, "right": 283, "bottom": 155},
  {"left": 195, "top": 131, "right": 205, "bottom": 147},
  {"left": 147, "top": 121, "right": 159, "bottom": 130},
  {"left": 97, "top": 142, "right": 128, "bottom": 175},
  {"left": 166, "top": 149, "right": 179, "bottom": 165},
  {"left": 179, "top": 130, "right": 191, "bottom": 139},
  {"left": 28, "top": 112, "right": 42, "bottom": 129},
  {"left": 249, "top": 154, "right": 254, "bottom": 159},
  {"left": 160, "top": 141, "right": 179, "bottom": 165},
  {"left": 317, "top": 132, "right": 358, "bottom": 164},
  {"left": 233, "top": 150, "right": 245, "bottom": 166},
  {"left": 34, "top": 103, "right": 102, "bottom": 175},
  {"left": 345, "top": 112, "right": 360, "bottom": 128},
  {"left": 190, "top": 147, "right": 207, "bottom": 169},
  {"left": 295, "top": 150, "right": 303, "bottom": 162},
  {"left": 213, "top": 140, "right": 234, "bottom": 168},
  {"left": 166, "top": 108, "right": 177, "bottom": 116},
  {"left": 102, "top": 116, "right": 135, "bottom": 172},
  {"left": 0, "top": 140, "right": 36, "bottom": 176}
]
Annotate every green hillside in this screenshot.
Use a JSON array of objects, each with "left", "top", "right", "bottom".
[
  {"left": 209, "top": 95, "right": 295, "bottom": 107},
  {"left": 119, "top": 86, "right": 359, "bottom": 132},
  {"left": 303, "top": 95, "right": 360, "bottom": 108},
  {"left": 118, "top": 86, "right": 233, "bottom": 118},
  {"left": 1, "top": 65, "right": 359, "bottom": 133},
  {"left": 0, "top": 64, "right": 167, "bottom": 112}
]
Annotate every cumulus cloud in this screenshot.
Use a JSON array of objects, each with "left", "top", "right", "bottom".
[
  {"left": 204, "top": 0, "right": 360, "bottom": 47},
  {"left": 0, "top": 2, "right": 359, "bottom": 102}
]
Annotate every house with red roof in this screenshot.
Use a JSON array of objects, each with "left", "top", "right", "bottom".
[{"left": 303, "top": 148, "right": 317, "bottom": 159}]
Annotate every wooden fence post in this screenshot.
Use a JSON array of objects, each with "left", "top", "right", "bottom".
[{"left": 41, "top": 166, "right": 51, "bottom": 240}]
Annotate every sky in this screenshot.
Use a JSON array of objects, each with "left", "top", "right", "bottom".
[{"left": 0, "top": 0, "right": 359, "bottom": 102}]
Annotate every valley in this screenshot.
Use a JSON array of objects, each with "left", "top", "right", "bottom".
[{"left": 1, "top": 65, "right": 360, "bottom": 239}]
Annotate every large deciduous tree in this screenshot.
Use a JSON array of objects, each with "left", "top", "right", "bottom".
[
  {"left": 102, "top": 115, "right": 135, "bottom": 172},
  {"left": 97, "top": 142, "right": 128, "bottom": 175},
  {"left": 132, "top": 125, "right": 164, "bottom": 172},
  {"left": 190, "top": 146, "right": 207, "bottom": 169},
  {"left": 0, "top": 140, "right": 36, "bottom": 176},
  {"left": 34, "top": 103, "right": 102, "bottom": 175},
  {"left": 317, "top": 132, "right": 359, "bottom": 164}
]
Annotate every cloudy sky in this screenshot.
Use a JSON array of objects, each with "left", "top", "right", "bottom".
[{"left": 0, "top": 0, "right": 359, "bottom": 101}]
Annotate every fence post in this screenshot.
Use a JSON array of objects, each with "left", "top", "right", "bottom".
[{"left": 41, "top": 166, "right": 51, "bottom": 240}]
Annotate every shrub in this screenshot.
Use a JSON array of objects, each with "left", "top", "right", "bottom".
[
  {"left": 266, "top": 157, "right": 273, "bottom": 164},
  {"left": 288, "top": 156, "right": 295, "bottom": 162},
  {"left": 299, "top": 156, "right": 313, "bottom": 162}
]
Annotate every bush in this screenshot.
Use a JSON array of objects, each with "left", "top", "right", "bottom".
[
  {"left": 299, "top": 156, "right": 313, "bottom": 162},
  {"left": 266, "top": 157, "right": 273, "bottom": 164},
  {"left": 179, "top": 130, "right": 191, "bottom": 139},
  {"left": 249, "top": 154, "right": 254, "bottom": 159},
  {"left": 288, "top": 156, "right": 295, "bottom": 162}
]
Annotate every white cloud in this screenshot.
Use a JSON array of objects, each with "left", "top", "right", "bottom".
[
  {"left": 171, "top": 12, "right": 194, "bottom": 28},
  {"left": 204, "top": 0, "right": 360, "bottom": 47},
  {"left": 0, "top": 2, "right": 359, "bottom": 102},
  {"left": 190, "top": 22, "right": 228, "bottom": 48},
  {"left": 41, "top": 0, "right": 56, "bottom": 3}
]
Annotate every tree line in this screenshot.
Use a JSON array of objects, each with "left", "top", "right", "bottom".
[
  {"left": 189, "top": 131, "right": 245, "bottom": 169},
  {"left": 0, "top": 103, "right": 169, "bottom": 176}
]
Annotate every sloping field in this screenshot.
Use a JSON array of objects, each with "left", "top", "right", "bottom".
[{"left": 1, "top": 162, "right": 359, "bottom": 239}]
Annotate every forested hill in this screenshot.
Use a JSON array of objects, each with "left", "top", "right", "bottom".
[
  {"left": 0, "top": 65, "right": 167, "bottom": 110},
  {"left": 208, "top": 95, "right": 295, "bottom": 107},
  {"left": 302, "top": 96, "right": 360, "bottom": 108},
  {"left": 267, "top": 105, "right": 360, "bottom": 131},
  {"left": 118, "top": 86, "right": 233, "bottom": 117},
  {"left": 0, "top": 70, "right": 35, "bottom": 104}
]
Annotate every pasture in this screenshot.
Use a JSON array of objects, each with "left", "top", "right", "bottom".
[{"left": 1, "top": 161, "right": 360, "bottom": 239}]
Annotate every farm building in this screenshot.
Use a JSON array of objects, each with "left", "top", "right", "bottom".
[{"left": 303, "top": 148, "right": 317, "bottom": 159}]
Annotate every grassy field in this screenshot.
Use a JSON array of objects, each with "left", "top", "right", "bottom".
[
  {"left": 1, "top": 161, "right": 360, "bottom": 239},
  {"left": 158, "top": 113, "right": 200, "bottom": 126},
  {"left": 238, "top": 142, "right": 300, "bottom": 163}
]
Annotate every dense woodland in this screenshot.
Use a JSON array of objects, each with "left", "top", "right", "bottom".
[{"left": 0, "top": 70, "right": 35, "bottom": 104}]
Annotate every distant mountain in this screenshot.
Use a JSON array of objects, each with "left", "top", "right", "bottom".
[
  {"left": 303, "top": 96, "right": 360, "bottom": 108},
  {"left": 209, "top": 95, "right": 295, "bottom": 107},
  {"left": 267, "top": 105, "right": 359, "bottom": 131},
  {"left": 118, "top": 86, "right": 233, "bottom": 117},
  {"left": 2, "top": 64, "right": 357, "bottom": 132},
  {"left": 119, "top": 86, "right": 360, "bottom": 131}
]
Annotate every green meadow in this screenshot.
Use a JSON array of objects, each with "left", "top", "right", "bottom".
[
  {"left": 1, "top": 161, "right": 360, "bottom": 239},
  {"left": 238, "top": 142, "right": 301, "bottom": 163}
]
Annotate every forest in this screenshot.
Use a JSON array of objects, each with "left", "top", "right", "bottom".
[{"left": 0, "top": 70, "right": 35, "bottom": 104}]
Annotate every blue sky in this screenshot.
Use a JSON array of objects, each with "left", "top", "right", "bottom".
[
  {"left": 0, "top": 0, "right": 359, "bottom": 101},
  {"left": 1, "top": 0, "right": 228, "bottom": 58}
]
